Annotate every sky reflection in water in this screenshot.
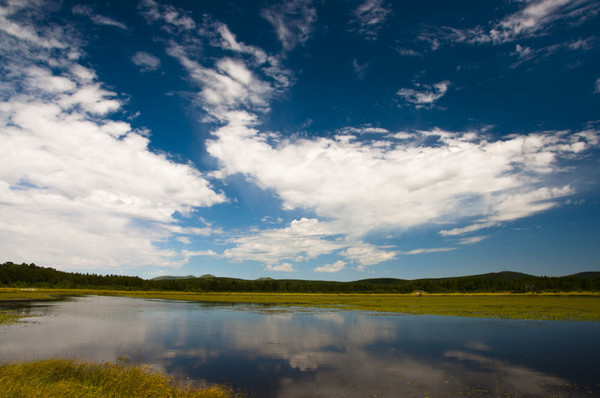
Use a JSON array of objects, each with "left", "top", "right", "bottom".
[{"left": 1, "top": 296, "right": 598, "bottom": 397}]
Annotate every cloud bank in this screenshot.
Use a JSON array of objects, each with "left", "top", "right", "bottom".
[
  {"left": 0, "top": 1, "right": 225, "bottom": 270},
  {"left": 136, "top": 2, "right": 599, "bottom": 271}
]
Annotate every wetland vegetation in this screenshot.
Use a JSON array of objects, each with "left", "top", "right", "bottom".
[
  {"left": 1, "top": 262, "right": 600, "bottom": 322},
  {"left": 1, "top": 288, "right": 599, "bottom": 321},
  {"left": 0, "top": 358, "right": 237, "bottom": 398}
]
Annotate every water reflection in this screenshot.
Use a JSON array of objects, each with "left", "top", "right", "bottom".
[{"left": 1, "top": 295, "right": 598, "bottom": 397}]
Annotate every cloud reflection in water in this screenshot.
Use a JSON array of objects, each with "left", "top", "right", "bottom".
[{"left": 0, "top": 296, "right": 597, "bottom": 397}]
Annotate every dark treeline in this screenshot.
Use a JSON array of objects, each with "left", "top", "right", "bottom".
[{"left": 1, "top": 262, "right": 599, "bottom": 293}]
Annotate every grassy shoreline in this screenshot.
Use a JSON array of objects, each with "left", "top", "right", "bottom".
[
  {"left": 1, "top": 288, "right": 599, "bottom": 321},
  {"left": 0, "top": 358, "right": 237, "bottom": 398}
]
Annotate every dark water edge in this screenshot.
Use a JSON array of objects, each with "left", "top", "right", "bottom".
[{"left": 1, "top": 295, "right": 599, "bottom": 397}]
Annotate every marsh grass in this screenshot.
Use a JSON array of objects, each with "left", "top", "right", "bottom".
[
  {"left": 0, "top": 310, "right": 26, "bottom": 325},
  {"left": 0, "top": 358, "right": 238, "bottom": 398},
  {"left": 1, "top": 288, "right": 599, "bottom": 321}
]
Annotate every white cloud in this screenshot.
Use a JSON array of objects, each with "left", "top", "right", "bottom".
[
  {"left": 397, "top": 81, "right": 450, "bottom": 108},
  {"left": 440, "top": 222, "right": 497, "bottom": 237},
  {"left": 72, "top": 5, "right": 128, "bottom": 30},
  {"left": 261, "top": 0, "right": 317, "bottom": 52},
  {"left": 352, "top": 59, "right": 368, "bottom": 79},
  {"left": 515, "top": 43, "right": 534, "bottom": 60},
  {"left": 0, "top": 5, "right": 225, "bottom": 271},
  {"left": 223, "top": 218, "right": 344, "bottom": 267},
  {"left": 167, "top": 45, "right": 279, "bottom": 122},
  {"left": 314, "top": 260, "right": 346, "bottom": 273},
  {"left": 396, "top": 47, "right": 420, "bottom": 56},
  {"left": 595, "top": 77, "right": 600, "bottom": 94},
  {"left": 214, "top": 23, "right": 266, "bottom": 63},
  {"left": 176, "top": 236, "right": 191, "bottom": 244},
  {"left": 457, "top": 236, "right": 489, "bottom": 245},
  {"left": 488, "top": 0, "right": 596, "bottom": 44},
  {"left": 267, "top": 262, "right": 295, "bottom": 272},
  {"left": 139, "top": 0, "right": 196, "bottom": 31},
  {"left": 339, "top": 125, "right": 390, "bottom": 135},
  {"left": 398, "top": 247, "right": 455, "bottom": 255},
  {"left": 131, "top": 51, "right": 161, "bottom": 72},
  {"left": 181, "top": 250, "right": 219, "bottom": 259},
  {"left": 438, "top": 0, "right": 599, "bottom": 46},
  {"left": 143, "top": 2, "right": 600, "bottom": 272},
  {"left": 350, "top": 0, "right": 392, "bottom": 40},
  {"left": 209, "top": 23, "right": 293, "bottom": 90},
  {"left": 207, "top": 124, "right": 597, "bottom": 264},
  {"left": 341, "top": 244, "right": 397, "bottom": 270},
  {"left": 0, "top": 1, "right": 67, "bottom": 49},
  {"left": 510, "top": 38, "right": 595, "bottom": 68}
]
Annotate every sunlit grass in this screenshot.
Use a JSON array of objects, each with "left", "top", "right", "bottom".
[
  {"left": 2, "top": 288, "right": 599, "bottom": 321},
  {"left": 0, "top": 310, "right": 26, "bottom": 325},
  {"left": 0, "top": 359, "right": 238, "bottom": 398}
]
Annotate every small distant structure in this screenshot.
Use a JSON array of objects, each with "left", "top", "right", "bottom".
[{"left": 412, "top": 290, "right": 428, "bottom": 296}]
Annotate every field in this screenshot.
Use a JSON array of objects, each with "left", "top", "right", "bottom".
[
  {"left": 0, "top": 358, "right": 237, "bottom": 398},
  {"left": 1, "top": 288, "right": 599, "bottom": 321}
]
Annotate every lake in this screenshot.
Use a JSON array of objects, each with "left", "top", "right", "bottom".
[{"left": 1, "top": 295, "right": 599, "bottom": 397}]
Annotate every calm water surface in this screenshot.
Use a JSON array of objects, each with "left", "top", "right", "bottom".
[{"left": 1, "top": 295, "right": 599, "bottom": 397}]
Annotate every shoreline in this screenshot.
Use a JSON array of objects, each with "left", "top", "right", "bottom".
[{"left": 1, "top": 288, "right": 599, "bottom": 321}]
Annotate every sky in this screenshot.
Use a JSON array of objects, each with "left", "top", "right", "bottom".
[{"left": 0, "top": 0, "right": 599, "bottom": 280}]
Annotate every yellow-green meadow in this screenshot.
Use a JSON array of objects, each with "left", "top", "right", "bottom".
[{"left": 2, "top": 288, "right": 599, "bottom": 321}]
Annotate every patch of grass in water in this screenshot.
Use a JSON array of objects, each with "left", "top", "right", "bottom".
[
  {"left": 0, "top": 358, "right": 239, "bottom": 398},
  {"left": 0, "top": 310, "right": 27, "bottom": 325}
]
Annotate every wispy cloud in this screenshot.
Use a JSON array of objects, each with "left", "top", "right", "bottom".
[
  {"left": 261, "top": 0, "right": 317, "bottom": 52},
  {"left": 510, "top": 37, "right": 597, "bottom": 68},
  {"left": 398, "top": 247, "right": 455, "bottom": 255},
  {"left": 131, "top": 51, "right": 161, "bottom": 72},
  {"left": 352, "top": 59, "right": 369, "bottom": 79},
  {"left": 72, "top": 5, "right": 128, "bottom": 30},
  {"left": 457, "top": 236, "right": 489, "bottom": 245},
  {"left": 139, "top": 0, "right": 196, "bottom": 31},
  {"left": 457, "top": 0, "right": 598, "bottom": 45},
  {"left": 339, "top": 125, "right": 390, "bottom": 135},
  {"left": 350, "top": 0, "right": 392, "bottom": 40},
  {"left": 595, "top": 77, "right": 600, "bottom": 94},
  {"left": 397, "top": 81, "right": 450, "bottom": 108},
  {"left": 440, "top": 222, "right": 497, "bottom": 237}
]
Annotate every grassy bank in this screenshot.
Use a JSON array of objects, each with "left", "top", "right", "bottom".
[
  {"left": 0, "top": 359, "right": 237, "bottom": 398},
  {"left": 2, "top": 288, "right": 599, "bottom": 321}
]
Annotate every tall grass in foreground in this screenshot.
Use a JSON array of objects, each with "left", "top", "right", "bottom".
[{"left": 0, "top": 359, "right": 238, "bottom": 398}]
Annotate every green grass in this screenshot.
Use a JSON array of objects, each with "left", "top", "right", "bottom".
[
  {"left": 0, "top": 310, "right": 26, "bottom": 325},
  {"left": 0, "top": 359, "right": 238, "bottom": 398},
  {"left": 2, "top": 288, "right": 599, "bottom": 321}
]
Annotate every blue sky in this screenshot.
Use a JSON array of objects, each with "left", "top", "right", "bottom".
[{"left": 1, "top": 0, "right": 599, "bottom": 280}]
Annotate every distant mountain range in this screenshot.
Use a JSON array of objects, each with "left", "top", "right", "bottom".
[{"left": 152, "top": 270, "right": 600, "bottom": 283}]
